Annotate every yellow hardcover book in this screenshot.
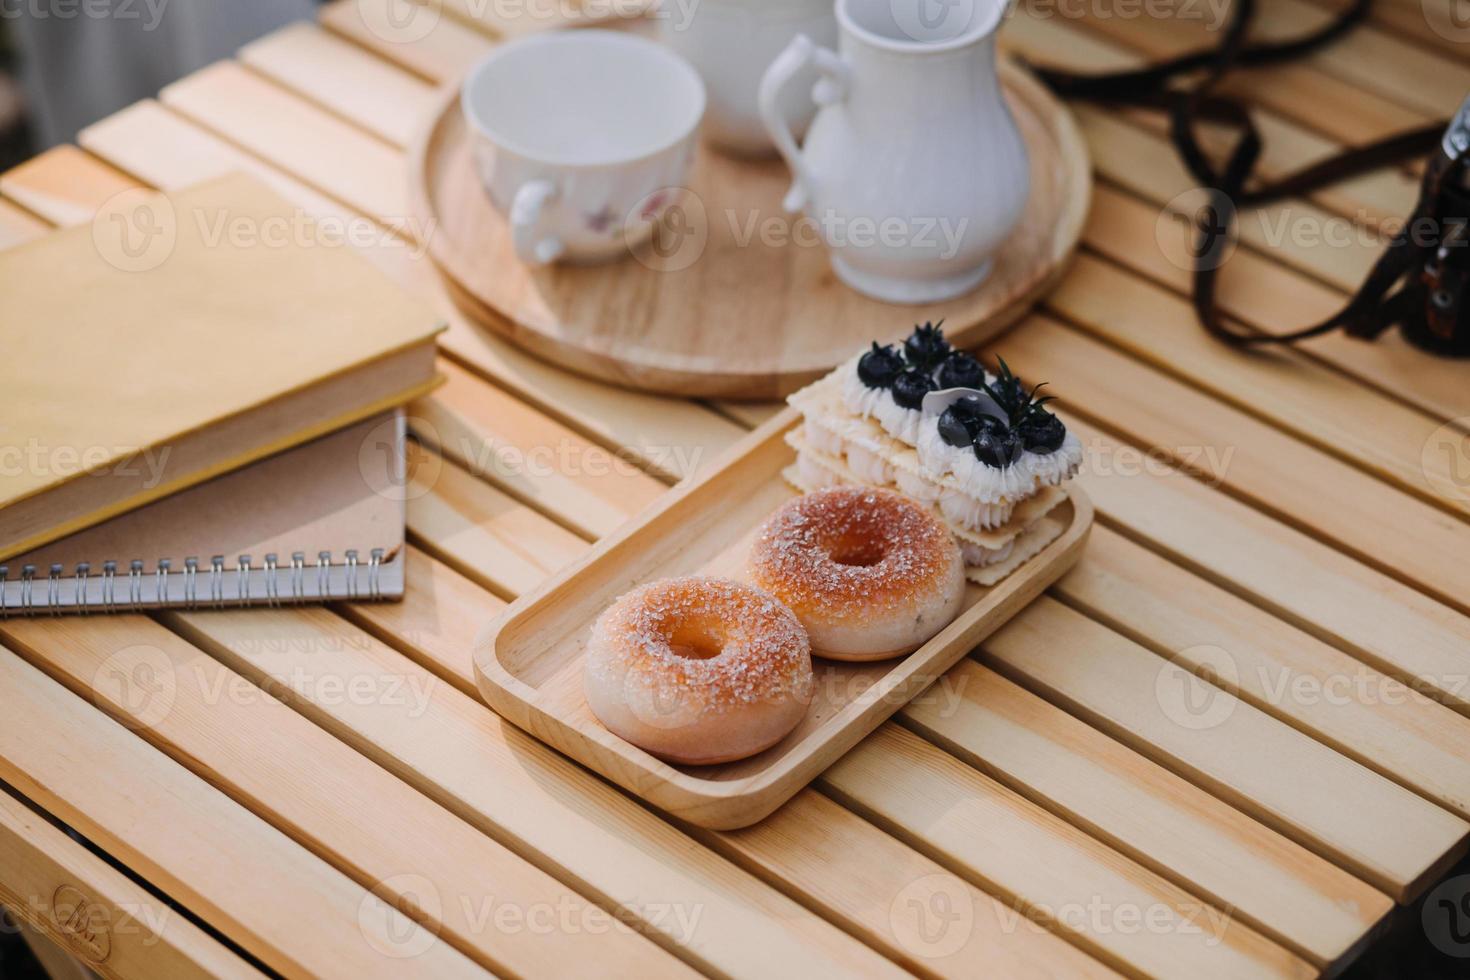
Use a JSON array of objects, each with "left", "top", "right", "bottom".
[{"left": 0, "top": 172, "right": 445, "bottom": 561}]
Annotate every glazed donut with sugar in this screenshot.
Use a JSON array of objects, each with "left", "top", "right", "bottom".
[
  {"left": 749, "top": 487, "right": 966, "bottom": 661},
  {"left": 584, "top": 577, "right": 814, "bottom": 765}
]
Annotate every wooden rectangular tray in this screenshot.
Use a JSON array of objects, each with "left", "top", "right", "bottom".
[{"left": 473, "top": 408, "right": 1093, "bottom": 829}]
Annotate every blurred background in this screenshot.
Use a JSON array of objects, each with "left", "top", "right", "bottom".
[{"left": 0, "top": 0, "right": 317, "bottom": 169}]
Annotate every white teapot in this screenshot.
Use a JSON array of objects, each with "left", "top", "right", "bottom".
[
  {"left": 659, "top": 0, "right": 837, "bottom": 156},
  {"left": 758, "top": 0, "right": 1029, "bottom": 304}
]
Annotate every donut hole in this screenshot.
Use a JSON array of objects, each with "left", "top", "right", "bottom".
[
  {"left": 827, "top": 533, "right": 888, "bottom": 569},
  {"left": 666, "top": 622, "right": 727, "bottom": 661}
]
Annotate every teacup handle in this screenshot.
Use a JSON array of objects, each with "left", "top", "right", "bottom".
[
  {"left": 510, "top": 179, "right": 566, "bottom": 266},
  {"left": 759, "top": 34, "right": 850, "bottom": 214}
]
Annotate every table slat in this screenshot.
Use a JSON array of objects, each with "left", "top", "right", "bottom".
[
  {"left": 0, "top": 649, "right": 486, "bottom": 979},
  {"left": 432, "top": 0, "right": 650, "bottom": 38},
  {"left": 1058, "top": 526, "right": 1470, "bottom": 822},
  {"left": 345, "top": 545, "right": 507, "bottom": 685},
  {"left": 1262, "top": 0, "right": 1470, "bottom": 117},
  {"left": 0, "top": 199, "right": 47, "bottom": 249},
  {"left": 406, "top": 443, "right": 589, "bottom": 599},
  {"left": 412, "top": 359, "right": 668, "bottom": 539},
  {"left": 239, "top": 21, "right": 439, "bottom": 148},
  {"left": 0, "top": 786, "right": 263, "bottom": 980},
  {"left": 0, "top": 146, "right": 139, "bottom": 224},
  {"left": 711, "top": 788, "right": 1122, "bottom": 980},
  {"left": 824, "top": 725, "right": 1315, "bottom": 980},
  {"left": 1067, "top": 418, "right": 1470, "bottom": 714},
  {"left": 902, "top": 661, "right": 1392, "bottom": 968},
  {"left": 321, "top": 0, "right": 493, "bottom": 84},
  {"left": 1322, "top": 0, "right": 1470, "bottom": 63},
  {"left": 161, "top": 62, "right": 409, "bottom": 225},
  {"left": 993, "top": 315, "right": 1470, "bottom": 612},
  {"left": 984, "top": 597, "right": 1470, "bottom": 901}
]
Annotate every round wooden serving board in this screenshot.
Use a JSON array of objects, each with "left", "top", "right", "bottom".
[{"left": 411, "top": 61, "right": 1091, "bottom": 400}]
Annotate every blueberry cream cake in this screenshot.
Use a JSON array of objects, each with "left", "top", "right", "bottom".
[{"left": 786, "top": 323, "right": 1083, "bottom": 586}]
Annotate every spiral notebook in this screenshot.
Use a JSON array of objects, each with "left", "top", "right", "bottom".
[{"left": 0, "top": 412, "right": 409, "bottom": 615}]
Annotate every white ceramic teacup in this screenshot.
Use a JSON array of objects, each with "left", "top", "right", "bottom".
[
  {"left": 462, "top": 30, "right": 706, "bottom": 266},
  {"left": 658, "top": 0, "right": 837, "bottom": 157}
]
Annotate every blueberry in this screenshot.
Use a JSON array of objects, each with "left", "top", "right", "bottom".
[
  {"left": 937, "top": 351, "right": 986, "bottom": 390},
  {"left": 857, "top": 342, "right": 905, "bottom": 389},
  {"left": 937, "top": 407, "right": 974, "bottom": 447},
  {"left": 972, "top": 426, "right": 1020, "bottom": 468},
  {"left": 891, "top": 369, "right": 935, "bottom": 411},
  {"left": 972, "top": 414, "right": 1010, "bottom": 439},
  {"left": 1018, "top": 410, "right": 1067, "bottom": 453},
  {"left": 903, "top": 321, "right": 950, "bottom": 371},
  {"left": 938, "top": 398, "right": 1007, "bottom": 447}
]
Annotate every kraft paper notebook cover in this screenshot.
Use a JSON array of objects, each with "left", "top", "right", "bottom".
[
  {"left": 0, "top": 412, "right": 408, "bottom": 613},
  {"left": 0, "top": 171, "right": 444, "bottom": 562}
]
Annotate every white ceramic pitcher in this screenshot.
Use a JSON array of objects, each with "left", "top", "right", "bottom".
[{"left": 758, "top": 0, "right": 1029, "bottom": 303}]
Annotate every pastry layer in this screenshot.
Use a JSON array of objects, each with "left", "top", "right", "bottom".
[
  {"left": 785, "top": 431, "right": 1068, "bottom": 550},
  {"left": 966, "top": 513, "right": 1067, "bottom": 587}
]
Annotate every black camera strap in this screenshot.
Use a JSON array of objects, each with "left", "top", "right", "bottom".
[{"left": 1026, "top": 0, "right": 1454, "bottom": 348}]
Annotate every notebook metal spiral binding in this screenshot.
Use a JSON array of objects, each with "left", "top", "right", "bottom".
[
  {"left": 369, "top": 548, "right": 384, "bottom": 599},
  {"left": 0, "top": 548, "right": 389, "bottom": 616},
  {"left": 184, "top": 557, "right": 199, "bottom": 607},
  {"left": 290, "top": 552, "right": 306, "bottom": 602},
  {"left": 345, "top": 550, "right": 359, "bottom": 599}
]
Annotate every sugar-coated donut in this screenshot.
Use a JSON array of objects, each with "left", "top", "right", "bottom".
[
  {"left": 584, "top": 577, "right": 814, "bottom": 766},
  {"left": 749, "top": 487, "right": 965, "bottom": 661}
]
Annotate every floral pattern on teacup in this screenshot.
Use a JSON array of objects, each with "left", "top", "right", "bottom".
[{"left": 584, "top": 204, "right": 620, "bottom": 235}]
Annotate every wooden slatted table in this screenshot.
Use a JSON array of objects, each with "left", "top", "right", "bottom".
[{"left": 2, "top": 1, "right": 1469, "bottom": 976}]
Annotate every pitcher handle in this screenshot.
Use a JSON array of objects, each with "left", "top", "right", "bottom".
[
  {"left": 759, "top": 34, "right": 849, "bottom": 214},
  {"left": 510, "top": 179, "right": 565, "bottom": 266}
]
